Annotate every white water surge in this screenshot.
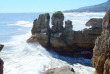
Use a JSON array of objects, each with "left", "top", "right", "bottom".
[{"left": 0, "top": 12, "right": 105, "bottom": 74}]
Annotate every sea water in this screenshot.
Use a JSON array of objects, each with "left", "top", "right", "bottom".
[{"left": 0, "top": 12, "right": 105, "bottom": 74}]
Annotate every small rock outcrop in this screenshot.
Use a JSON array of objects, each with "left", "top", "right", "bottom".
[
  {"left": 0, "top": 44, "right": 4, "bottom": 74},
  {"left": 42, "top": 66, "right": 75, "bottom": 74},
  {"left": 0, "top": 45, "right": 4, "bottom": 52},
  {"left": 86, "top": 18, "right": 102, "bottom": 28},
  {"left": 91, "top": 10, "right": 110, "bottom": 74},
  {"left": 28, "top": 11, "right": 102, "bottom": 58}
]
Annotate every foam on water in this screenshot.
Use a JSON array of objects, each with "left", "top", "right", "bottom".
[
  {"left": 64, "top": 12, "right": 105, "bottom": 31},
  {"left": 9, "top": 21, "right": 33, "bottom": 28},
  {"left": 0, "top": 12, "right": 105, "bottom": 74}
]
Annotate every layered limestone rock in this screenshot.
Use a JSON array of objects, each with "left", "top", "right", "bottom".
[
  {"left": 28, "top": 11, "right": 102, "bottom": 58},
  {"left": 91, "top": 10, "right": 110, "bottom": 74},
  {"left": 42, "top": 66, "right": 75, "bottom": 74},
  {"left": 0, "top": 44, "right": 4, "bottom": 74},
  {"left": 27, "top": 13, "right": 50, "bottom": 47},
  {"left": 51, "top": 11, "right": 64, "bottom": 33},
  {"left": 86, "top": 18, "right": 102, "bottom": 28}
]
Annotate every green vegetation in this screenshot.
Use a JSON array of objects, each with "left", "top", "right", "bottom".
[
  {"left": 44, "top": 13, "right": 49, "bottom": 17},
  {"left": 52, "top": 11, "right": 64, "bottom": 18},
  {"left": 53, "top": 11, "right": 63, "bottom": 15}
]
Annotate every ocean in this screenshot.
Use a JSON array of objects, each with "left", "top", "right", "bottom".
[{"left": 0, "top": 12, "right": 105, "bottom": 74}]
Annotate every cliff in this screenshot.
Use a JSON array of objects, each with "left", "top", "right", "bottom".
[
  {"left": 28, "top": 11, "right": 102, "bottom": 58},
  {"left": 65, "top": 0, "right": 110, "bottom": 12},
  {"left": 92, "top": 10, "right": 110, "bottom": 74}
]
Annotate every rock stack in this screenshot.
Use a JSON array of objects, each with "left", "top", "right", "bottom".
[
  {"left": 0, "top": 44, "right": 4, "bottom": 74},
  {"left": 28, "top": 11, "right": 102, "bottom": 58},
  {"left": 91, "top": 10, "right": 110, "bottom": 74}
]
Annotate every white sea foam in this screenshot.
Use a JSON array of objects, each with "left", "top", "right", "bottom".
[
  {"left": 64, "top": 12, "right": 105, "bottom": 31},
  {"left": 1, "top": 31, "right": 95, "bottom": 74},
  {"left": 9, "top": 21, "right": 33, "bottom": 28}
]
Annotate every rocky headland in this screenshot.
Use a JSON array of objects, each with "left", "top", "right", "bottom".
[
  {"left": 0, "top": 44, "right": 4, "bottom": 74},
  {"left": 27, "top": 11, "right": 102, "bottom": 58},
  {"left": 92, "top": 10, "right": 110, "bottom": 74}
]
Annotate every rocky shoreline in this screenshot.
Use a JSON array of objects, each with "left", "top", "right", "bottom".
[{"left": 27, "top": 11, "right": 102, "bottom": 59}]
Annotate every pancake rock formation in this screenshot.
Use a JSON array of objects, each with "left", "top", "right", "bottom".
[
  {"left": 92, "top": 10, "right": 110, "bottom": 74},
  {"left": 0, "top": 44, "right": 4, "bottom": 74},
  {"left": 28, "top": 11, "right": 102, "bottom": 58}
]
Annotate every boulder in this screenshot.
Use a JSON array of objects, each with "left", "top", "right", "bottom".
[
  {"left": 91, "top": 10, "right": 110, "bottom": 74},
  {"left": 42, "top": 66, "right": 75, "bottom": 74}
]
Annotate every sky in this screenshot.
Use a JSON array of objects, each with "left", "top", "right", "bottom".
[{"left": 0, "top": 0, "right": 107, "bottom": 13}]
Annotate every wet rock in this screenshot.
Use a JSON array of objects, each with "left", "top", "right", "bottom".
[
  {"left": 91, "top": 10, "right": 110, "bottom": 74},
  {"left": 0, "top": 44, "right": 4, "bottom": 74},
  {"left": 42, "top": 66, "right": 75, "bottom": 74}
]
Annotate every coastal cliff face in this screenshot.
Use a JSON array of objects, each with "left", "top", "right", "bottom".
[
  {"left": 0, "top": 44, "right": 4, "bottom": 74},
  {"left": 28, "top": 11, "right": 102, "bottom": 58},
  {"left": 92, "top": 10, "right": 110, "bottom": 74}
]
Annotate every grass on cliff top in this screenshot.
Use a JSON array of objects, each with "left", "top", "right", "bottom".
[{"left": 44, "top": 13, "right": 49, "bottom": 16}]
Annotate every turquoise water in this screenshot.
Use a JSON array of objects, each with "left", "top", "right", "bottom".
[{"left": 0, "top": 12, "right": 105, "bottom": 74}]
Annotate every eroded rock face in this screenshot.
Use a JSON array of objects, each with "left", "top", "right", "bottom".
[
  {"left": 27, "top": 13, "right": 50, "bottom": 47},
  {"left": 51, "top": 11, "right": 64, "bottom": 33},
  {"left": 42, "top": 66, "right": 75, "bottom": 74},
  {"left": 32, "top": 13, "right": 50, "bottom": 34},
  {"left": 28, "top": 11, "right": 102, "bottom": 58},
  {"left": 86, "top": 18, "right": 102, "bottom": 28},
  {"left": 0, "top": 44, "right": 4, "bottom": 74},
  {"left": 91, "top": 10, "right": 110, "bottom": 74},
  {"left": 65, "top": 20, "right": 73, "bottom": 31}
]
